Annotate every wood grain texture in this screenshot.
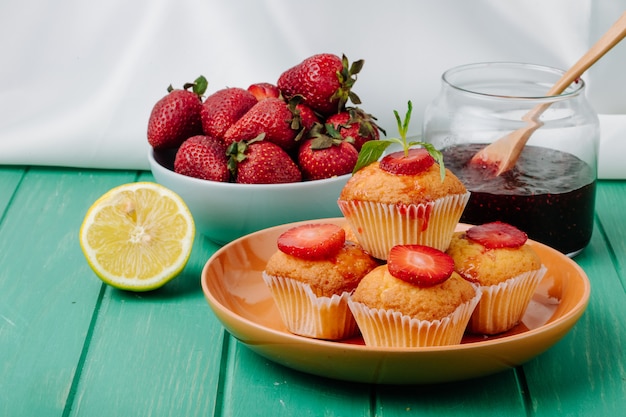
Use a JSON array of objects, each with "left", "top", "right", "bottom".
[
  {"left": 1, "top": 169, "right": 624, "bottom": 417},
  {"left": 0, "top": 168, "right": 137, "bottom": 416}
]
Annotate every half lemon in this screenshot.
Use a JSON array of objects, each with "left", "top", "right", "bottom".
[{"left": 79, "top": 182, "right": 195, "bottom": 291}]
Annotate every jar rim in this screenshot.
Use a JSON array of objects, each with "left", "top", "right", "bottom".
[{"left": 442, "top": 62, "right": 585, "bottom": 100}]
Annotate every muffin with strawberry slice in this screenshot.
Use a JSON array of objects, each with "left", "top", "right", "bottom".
[
  {"left": 348, "top": 245, "right": 481, "bottom": 347},
  {"left": 446, "top": 221, "right": 547, "bottom": 335},
  {"left": 338, "top": 101, "right": 469, "bottom": 260},
  {"left": 263, "top": 223, "right": 379, "bottom": 340}
]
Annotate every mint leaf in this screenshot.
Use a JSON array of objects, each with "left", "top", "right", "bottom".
[
  {"left": 351, "top": 100, "right": 446, "bottom": 181},
  {"left": 352, "top": 140, "right": 393, "bottom": 173}
]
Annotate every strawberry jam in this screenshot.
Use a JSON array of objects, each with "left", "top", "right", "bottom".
[{"left": 442, "top": 143, "right": 596, "bottom": 256}]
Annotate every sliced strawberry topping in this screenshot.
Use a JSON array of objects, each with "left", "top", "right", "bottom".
[
  {"left": 379, "top": 148, "right": 435, "bottom": 175},
  {"left": 387, "top": 245, "right": 454, "bottom": 287},
  {"left": 465, "top": 221, "right": 528, "bottom": 249},
  {"left": 277, "top": 223, "right": 346, "bottom": 260}
]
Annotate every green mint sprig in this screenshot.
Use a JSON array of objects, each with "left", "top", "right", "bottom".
[{"left": 352, "top": 100, "right": 446, "bottom": 181}]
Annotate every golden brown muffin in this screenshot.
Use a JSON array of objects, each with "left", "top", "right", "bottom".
[
  {"left": 351, "top": 265, "right": 476, "bottom": 321},
  {"left": 446, "top": 231, "right": 542, "bottom": 286},
  {"left": 348, "top": 264, "right": 481, "bottom": 347},
  {"left": 339, "top": 162, "right": 467, "bottom": 205},
  {"left": 337, "top": 162, "right": 469, "bottom": 260},
  {"left": 264, "top": 240, "right": 379, "bottom": 297},
  {"left": 446, "top": 229, "right": 546, "bottom": 335},
  {"left": 263, "top": 239, "right": 378, "bottom": 340}
]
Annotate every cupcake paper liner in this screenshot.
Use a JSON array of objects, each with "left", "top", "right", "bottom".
[
  {"left": 348, "top": 285, "right": 482, "bottom": 348},
  {"left": 262, "top": 272, "right": 358, "bottom": 340},
  {"left": 338, "top": 192, "right": 470, "bottom": 260},
  {"left": 467, "top": 265, "right": 548, "bottom": 335}
]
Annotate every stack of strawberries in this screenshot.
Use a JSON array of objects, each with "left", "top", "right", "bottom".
[{"left": 147, "top": 53, "right": 385, "bottom": 184}]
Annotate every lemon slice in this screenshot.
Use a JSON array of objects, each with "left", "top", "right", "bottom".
[{"left": 79, "top": 182, "right": 195, "bottom": 291}]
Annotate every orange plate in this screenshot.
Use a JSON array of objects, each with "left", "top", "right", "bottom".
[{"left": 201, "top": 219, "right": 590, "bottom": 384}]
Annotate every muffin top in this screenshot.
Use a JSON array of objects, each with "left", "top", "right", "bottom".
[
  {"left": 351, "top": 264, "right": 477, "bottom": 321},
  {"left": 264, "top": 240, "right": 379, "bottom": 297},
  {"left": 446, "top": 231, "right": 541, "bottom": 286},
  {"left": 338, "top": 162, "right": 467, "bottom": 205}
]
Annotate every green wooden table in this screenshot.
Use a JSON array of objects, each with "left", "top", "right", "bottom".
[{"left": 1, "top": 166, "right": 624, "bottom": 417}]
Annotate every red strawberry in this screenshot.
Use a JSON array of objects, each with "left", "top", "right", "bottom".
[
  {"left": 387, "top": 245, "right": 454, "bottom": 287},
  {"left": 287, "top": 97, "right": 320, "bottom": 141},
  {"left": 223, "top": 97, "right": 299, "bottom": 150},
  {"left": 379, "top": 147, "right": 435, "bottom": 175},
  {"left": 174, "top": 135, "right": 230, "bottom": 182},
  {"left": 465, "top": 222, "right": 528, "bottom": 249},
  {"left": 228, "top": 138, "right": 302, "bottom": 184},
  {"left": 247, "top": 82, "right": 280, "bottom": 101},
  {"left": 277, "top": 223, "right": 346, "bottom": 260},
  {"left": 200, "top": 87, "right": 258, "bottom": 140},
  {"left": 297, "top": 125, "right": 359, "bottom": 180},
  {"left": 147, "top": 76, "right": 207, "bottom": 149},
  {"left": 293, "top": 102, "right": 320, "bottom": 131},
  {"left": 277, "top": 53, "right": 363, "bottom": 116},
  {"left": 325, "top": 107, "right": 384, "bottom": 151}
]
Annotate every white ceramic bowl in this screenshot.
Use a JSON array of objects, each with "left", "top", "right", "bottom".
[{"left": 148, "top": 148, "right": 350, "bottom": 244}]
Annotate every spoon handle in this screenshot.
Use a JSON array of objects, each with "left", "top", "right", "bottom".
[{"left": 525, "top": 12, "right": 626, "bottom": 122}]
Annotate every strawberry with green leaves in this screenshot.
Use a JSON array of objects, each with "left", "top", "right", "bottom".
[
  {"left": 223, "top": 97, "right": 300, "bottom": 150},
  {"left": 227, "top": 136, "right": 302, "bottom": 184},
  {"left": 277, "top": 53, "right": 363, "bottom": 117},
  {"left": 288, "top": 97, "right": 320, "bottom": 138},
  {"left": 353, "top": 100, "right": 446, "bottom": 180},
  {"left": 147, "top": 76, "right": 207, "bottom": 149},
  {"left": 174, "top": 135, "right": 230, "bottom": 182},
  {"left": 200, "top": 87, "right": 258, "bottom": 140},
  {"left": 325, "top": 107, "right": 384, "bottom": 151},
  {"left": 297, "top": 123, "right": 359, "bottom": 181}
]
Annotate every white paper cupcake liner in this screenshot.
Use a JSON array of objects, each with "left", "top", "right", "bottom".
[
  {"left": 348, "top": 285, "right": 482, "bottom": 347},
  {"left": 468, "top": 265, "right": 548, "bottom": 335},
  {"left": 262, "top": 272, "right": 358, "bottom": 340},
  {"left": 338, "top": 192, "right": 470, "bottom": 260}
]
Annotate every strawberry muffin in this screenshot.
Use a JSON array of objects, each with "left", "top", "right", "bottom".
[
  {"left": 338, "top": 146, "right": 469, "bottom": 260},
  {"left": 446, "top": 222, "right": 547, "bottom": 335},
  {"left": 348, "top": 245, "right": 481, "bottom": 347},
  {"left": 263, "top": 223, "right": 379, "bottom": 340}
]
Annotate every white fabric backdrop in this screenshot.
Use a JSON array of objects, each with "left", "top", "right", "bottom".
[{"left": 1, "top": 0, "right": 625, "bottom": 178}]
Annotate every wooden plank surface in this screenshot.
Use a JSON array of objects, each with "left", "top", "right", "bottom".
[
  {"left": 0, "top": 168, "right": 137, "bottom": 416},
  {"left": 1, "top": 169, "right": 624, "bottom": 417},
  {"left": 523, "top": 222, "right": 626, "bottom": 416}
]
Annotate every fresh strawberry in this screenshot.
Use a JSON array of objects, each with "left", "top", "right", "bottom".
[
  {"left": 287, "top": 97, "right": 320, "bottom": 141},
  {"left": 200, "top": 87, "right": 258, "bottom": 140},
  {"left": 293, "top": 102, "right": 320, "bottom": 131},
  {"left": 387, "top": 245, "right": 454, "bottom": 287},
  {"left": 325, "top": 107, "right": 384, "bottom": 151},
  {"left": 223, "top": 97, "right": 300, "bottom": 150},
  {"left": 277, "top": 223, "right": 346, "bottom": 260},
  {"left": 147, "top": 76, "right": 207, "bottom": 149},
  {"left": 247, "top": 82, "right": 280, "bottom": 101},
  {"left": 465, "top": 222, "right": 528, "bottom": 249},
  {"left": 174, "top": 135, "right": 230, "bottom": 182},
  {"left": 228, "top": 137, "right": 302, "bottom": 184},
  {"left": 297, "top": 124, "right": 359, "bottom": 180},
  {"left": 379, "top": 148, "right": 435, "bottom": 175},
  {"left": 277, "top": 53, "right": 363, "bottom": 116}
]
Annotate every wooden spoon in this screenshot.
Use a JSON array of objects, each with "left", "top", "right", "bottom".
[{"left": 470, "top": 12, "right": 626, "bottom": 176}]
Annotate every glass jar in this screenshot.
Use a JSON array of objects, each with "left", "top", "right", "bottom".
[{"left": 423, "top": 62, "right": 599, "bottom": 256}]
